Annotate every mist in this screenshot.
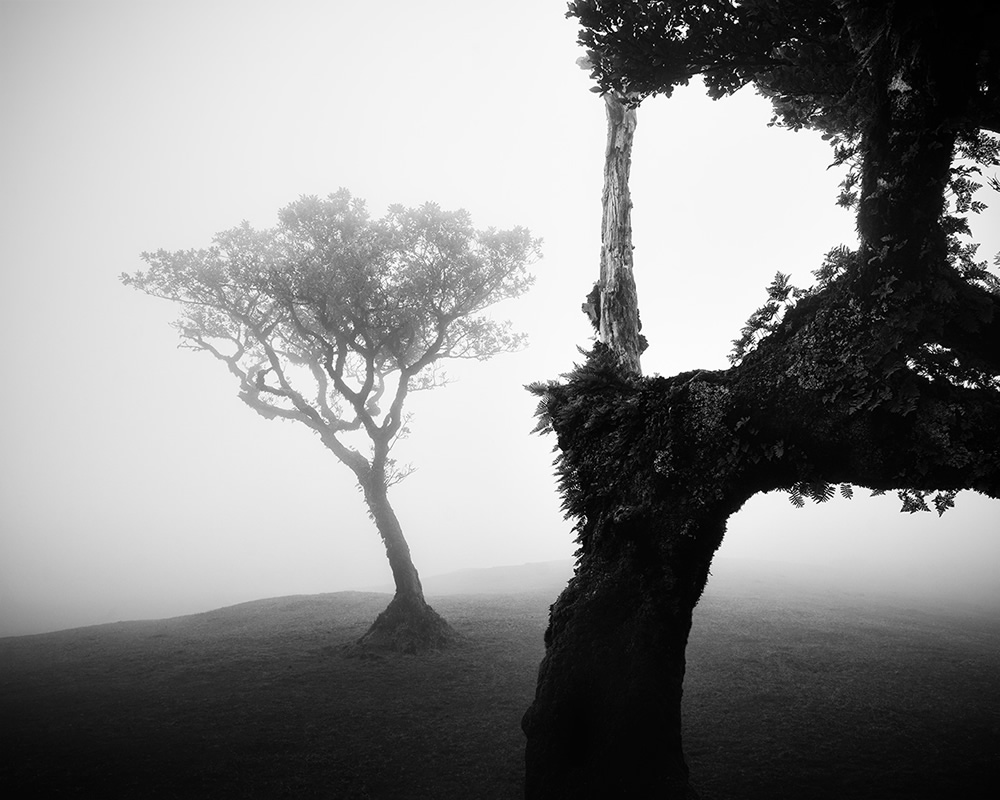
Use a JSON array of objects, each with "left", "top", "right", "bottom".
[{"left": 1, "top": 0, "right": 997, "bottom": 639}]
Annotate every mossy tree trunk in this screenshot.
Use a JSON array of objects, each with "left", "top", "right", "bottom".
[
  {"left": 524, "top": 12, "right": 1000, "bottom": 796},
  {"left": 522, "top": 496, "right": 729, "bottom": 799},
  {"left": 523, "top": 336, "right": 999, "bottom": 796}
]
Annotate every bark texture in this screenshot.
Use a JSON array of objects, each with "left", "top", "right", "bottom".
[
  {"left": 524, "top": 5, "right": 1000, "bottom": 796},
  {"left": 523, "top": 325, "right": 999, "bottom": 795},
  {"left": 522, "top": 471, "right": 728, "bottom": 799},
  {"left": 598, "top": 93, "right": 644, "bottom": 375}
]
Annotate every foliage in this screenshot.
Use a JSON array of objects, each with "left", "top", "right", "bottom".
[
  {"left": 729, "top": 271, "right": 805, "bottom": 364},
  {"left": 570, "top": 1, "right": 1000, "bottom": 364},
  {"left": 567, "top": 0, "right": 861, "bottom": 110},
  {"left": 556, "top": 1, "right": 1000, "bottom": 519},
  {"left": 123, "top": 190, "right": 540, "bottom": 486}
]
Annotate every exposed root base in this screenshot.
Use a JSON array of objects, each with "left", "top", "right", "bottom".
[{"left": 349, "top": 594, "right": 461, "bottom": 655}]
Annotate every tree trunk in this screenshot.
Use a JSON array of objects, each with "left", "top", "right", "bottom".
[
  {"left": 598, "top": 92, "right": 644, "bottom": 375},
  {"left": 522, "top": 90, "right": 716, "bottom": 796},
  {"left": 523, "top": 355, "right": 749, "bottom": 798},
  {"left": 524, "top": 4, "right": 1000, "bottom": 797},
  {"left": 523, "top": 511, "right": 724, "bottom": 798},
  {"left": 522, "top": 331, "right": 999, "bottom": 796},
  {"left": 355, "top": 479, "right": 457, "bottom": 653}
]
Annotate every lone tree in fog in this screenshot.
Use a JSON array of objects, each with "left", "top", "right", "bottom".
[
  {"left": 123, "top": 191, "right": 539, "bottom": 652},
  {"left": 522, "top": 1, "right": 1000, "bottom": 797}
]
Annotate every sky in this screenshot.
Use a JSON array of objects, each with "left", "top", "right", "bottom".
[{"left": 1, "top": 0, "right": 998, "bottom": 636}]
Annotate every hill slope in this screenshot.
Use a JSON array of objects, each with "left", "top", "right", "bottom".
[{"left": 2, "top": 562, "right": 998, "bottom": 799}]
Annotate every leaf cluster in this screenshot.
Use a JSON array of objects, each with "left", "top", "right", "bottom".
[
  {"left": 868, "top": 487, "right": 960, "bottom": 517},
  {"left": 568, "top": 0, "right": 859, "bottom": 109},
  {"left": 570, "top": 0, "right": 1000, "bottom": 257},
  {"left": 729, "top": 271, "right": 805, "bottom": 364},
  {"left": 529, "top": 346, "right": 677, "bottom": 551},
  {"left": 123, "top": 190, "right": 540, "bottom": 483},
  {"left": 787, "top": 481, "right": 842, "bottom": 508}
]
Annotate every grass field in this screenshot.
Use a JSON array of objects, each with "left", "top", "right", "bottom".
[{"left": 1, "top": 565, "right": 998, "bottom": 799}]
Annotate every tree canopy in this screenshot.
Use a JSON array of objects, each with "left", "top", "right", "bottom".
[
  {"left": 124, "top": 191, "right": 537, "bottom": 481},
  {"left": 124, "top": 190, "right": 540, "bottom": 651}
]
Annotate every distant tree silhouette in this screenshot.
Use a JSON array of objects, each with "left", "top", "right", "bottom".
[
  {"left": 124, "top": 191, "right": 539, "bottom": 652},
  {"left": 522, "top": 1, "right": 1000, "bottom": 796}
]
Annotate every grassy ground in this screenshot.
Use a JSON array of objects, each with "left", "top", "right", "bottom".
[{"left": 1, "top": 582, "right": 998, "bottom": 798}]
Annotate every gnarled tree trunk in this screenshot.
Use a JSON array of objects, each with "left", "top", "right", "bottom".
[
  {"left": 522, "top": 356, "right": 759, "bottom": 799},
  {"left": 355, "top": 477, "right": 456, "bottom": 653},
  {"left": 522, "top": 332, "right": 999, "bottom": 795},
  {"left": 524, "top": 11, "right": 1000, "bottom": 796},
  {"left": 522, "top": 497, "right": 728, "bottom": 799}
]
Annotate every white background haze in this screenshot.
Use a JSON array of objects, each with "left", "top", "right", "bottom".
[{"left": 1, "top": 0, "right": 998, "bottom": 636}]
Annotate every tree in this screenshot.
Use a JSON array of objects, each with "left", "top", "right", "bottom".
[
  {"left": 522, "top": 1, "right": 1000, "bottom": 796},
  {"left": 122, "top": 190, "right": 539, "bottom": 653}
]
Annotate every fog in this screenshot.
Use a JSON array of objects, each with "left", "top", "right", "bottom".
[{"left": 1, "top": 0, "right": 997, "bottom": 638}]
